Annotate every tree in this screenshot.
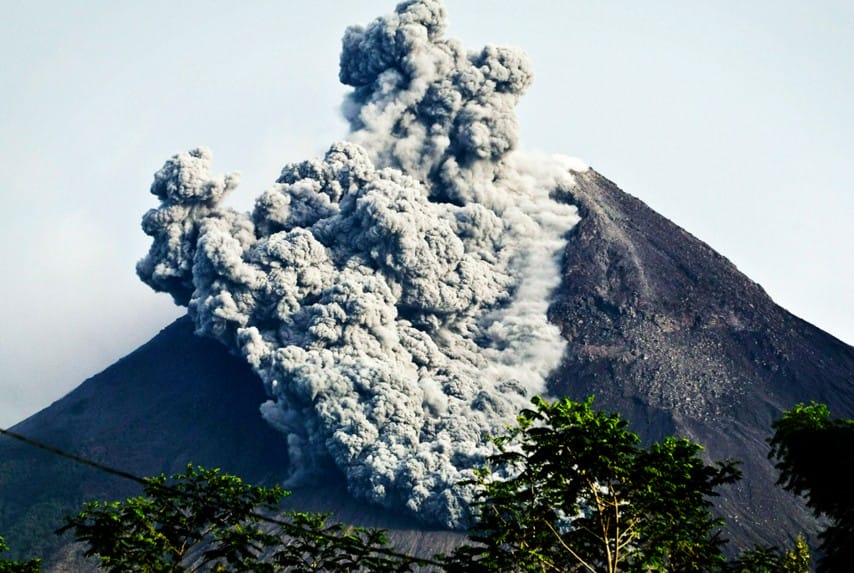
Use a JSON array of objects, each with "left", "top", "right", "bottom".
[
  {"left": 59, "top": 464, "right": 423, "bottom": 572},
  {"left": 0, "top": 536, "right": 40, "bottom": 573},
  {"left": 447, "top": 396, "right": 740, "bottom": 573},
  {"left": 729, "top": 534, "right": 810, "bottom": 573},
  {"left": 59, "top": 465, "right": 283, "bottom": 572},
  {"left": 780, "top": 535, "right": 811, "bottom": 573},
  {"left": 270, "top": 511, "right": 419, "bottom": 573},
  {"left": 768, "top": 402, "right": 854, "bottom": 572}
]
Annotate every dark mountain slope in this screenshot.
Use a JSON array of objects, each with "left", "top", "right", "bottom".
[
  {"left": 0, "top": 318, "right": 461, "bottom": 570},
  {"left": 550, "top": 168, "right": 854, "bottom": 549},
  {"left": 0, "top": 317, "right": 287, "bottom": 565}
]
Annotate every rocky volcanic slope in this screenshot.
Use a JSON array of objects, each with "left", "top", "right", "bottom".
[
  {"left": 1, "top": 170, "right": 851, "bottom": 570},
  {"left": 549, "top": 169, "right": 854, "bottom": 549}
]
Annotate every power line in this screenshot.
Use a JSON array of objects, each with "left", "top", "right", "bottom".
[
  {"left": 0, "top": 427, "right": 145, "bottom": 485},
  {"left": 0, "top": 426, "right": 446, "bottom": 568}
]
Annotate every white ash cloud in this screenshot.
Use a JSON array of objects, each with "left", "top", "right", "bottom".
[{"left": 137, "top": 0, "right": 586, "bottom": 528}]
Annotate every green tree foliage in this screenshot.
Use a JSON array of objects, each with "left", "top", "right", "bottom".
[
  {"left": 768, "top": 402, "right": 854, "bottom": 572},
  {"left": 270, "top": 511, "right": 418, "bottom": 573},
  {"left": 447, "top": 396, "right": 741, "bottom": 573},
  {"left": 51, "top": 400, "right": 842, "bottom": 572},
  {"left": 781, "top": 535, "right": 812, "bottom": 573},
  {"left": 0, "top": 536, "right": 40, "bottom": 573},
  {"left": 59, "top": 464, "right": 423, "bottom": 572},
  {"left": 59, "top": 465, "right": 283, "bottom": 572},
  {"left": 729, "top": 534, "right": 810, "bottom": 573}
]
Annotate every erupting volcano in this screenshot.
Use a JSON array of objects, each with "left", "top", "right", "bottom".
[{"left": 1, "top": 1, "right": 851, "bottom": 569}]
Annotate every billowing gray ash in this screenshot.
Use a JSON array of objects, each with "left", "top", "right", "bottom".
[{"left": 136, "top": 0, "right": 585, "bottom": 527}]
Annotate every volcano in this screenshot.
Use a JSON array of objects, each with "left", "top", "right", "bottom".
[
  {"left": 2, "top": 167, "right": 851, "bottom": 571},
  {"left": 0, "top": 171, "right": 854, "bottom": 571},
  {"left": 1, "top": 0, "right": 852, "bottom": 570}
]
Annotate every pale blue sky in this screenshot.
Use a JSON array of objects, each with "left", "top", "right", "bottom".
[{"left": 1, "top": 1, "right": 851, "bottom": 427}]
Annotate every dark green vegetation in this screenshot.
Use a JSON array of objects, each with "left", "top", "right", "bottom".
[
  {"left": 768, "top": 403, "right": 854, "bottom": 572},
  {"left": 8, "top": 396, "right": 849, "bottom": 572},
  {"left": 0, "top": 536, "right": 39, "bottom": 573},
  {"left": 448, "top": 396, "right": 741, "bottom": 572},
  {"left": 58, "top": 465, "right": 424, "bottom": 573},
  {"left": 727, "top": 535, "right": 810, "bottom": 573}
]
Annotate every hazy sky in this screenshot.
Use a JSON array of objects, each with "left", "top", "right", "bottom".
[{"left": 1, "top": 0, "right": 851, "bottom": 428}]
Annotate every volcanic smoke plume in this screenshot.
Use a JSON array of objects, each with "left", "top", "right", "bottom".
[{"left": 137, "top": 0, "right": 585, "bottom": 527}]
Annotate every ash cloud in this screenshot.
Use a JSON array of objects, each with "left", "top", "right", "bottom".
[{"left": 137, "top": 0, "right": 586, "bottom": 527}]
